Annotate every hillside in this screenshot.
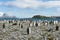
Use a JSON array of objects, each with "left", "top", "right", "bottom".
[
  {"left": 32, "top": 15, "right": 50, "bottom": 18},
  {"left": 32, "top": 15, "right": 60, "bottom": 19}
]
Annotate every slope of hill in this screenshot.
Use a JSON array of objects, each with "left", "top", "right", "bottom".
[{"left": 32, "top": 15, "right": 60, "bottom": 19}]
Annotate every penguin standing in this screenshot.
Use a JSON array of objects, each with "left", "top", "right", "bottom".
[
  {"left": 9, "top": 21, "right": 11, "bottom": 23},
  {"left": 27, "top": 27, "right": 31, "bottom": 35},
  {"left": 27, "top": 27, "right": 29, "bottom": 34},
  {"left": 21, "top": 24, "right": 23, "bottom": 28},
  {"left": 56, "top": 26, "right": 59, "bottom": 31},
  {"left": 19, "top": 23, "right": 20, "bottom": 26},
  {"left": 3, "top": 23, "right": 5, "bottom": 28},
  {"left": 35, "top": 22, "right": 38, "bottom": 27}
]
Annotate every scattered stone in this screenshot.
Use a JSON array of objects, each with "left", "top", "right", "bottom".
[
  {"left": 0, "top": 20, "right": 60, "bottom": 40},
  {"left": 12, "top": 23, "right": 17, "bottom": 25}
]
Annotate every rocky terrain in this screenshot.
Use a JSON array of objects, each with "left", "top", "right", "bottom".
[{"left": 0, "top": 20, "right": 60, "bottom": 40}]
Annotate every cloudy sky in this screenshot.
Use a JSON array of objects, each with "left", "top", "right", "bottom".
[{"left": 0, "top": 0, "right": 60, "bottom": 18}]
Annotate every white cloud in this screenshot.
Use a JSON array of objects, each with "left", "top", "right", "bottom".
[
  {"left": 0, "top": 0, "right": 60, "bottom": 9},
  {"left": 0, "top": 12, "right": 4, "bottom": 17},
  {"left": 56, "top": 7, "right": 60, "bottom": 14},
  {"left": 44, "top": 1, "right": 60, "bottom": 8},
  {"left": 0, "top": 2, "right": 4, "bottom": 5}
]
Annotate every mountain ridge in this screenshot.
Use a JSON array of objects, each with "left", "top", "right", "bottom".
[{"left": 32, "top": 15, "right": 60, "bottom": 19}]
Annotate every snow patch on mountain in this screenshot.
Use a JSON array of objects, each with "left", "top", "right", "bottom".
[
  {"left": 0, "top": 12, "right": 4, "bottom": 17},
  {"left": 0, "top": 12, "right": 16, "bottom": 18}
]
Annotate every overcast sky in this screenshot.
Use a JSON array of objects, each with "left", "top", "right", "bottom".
[{"left": 0, "top": 0, "right": 60, "bottom": 18}]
